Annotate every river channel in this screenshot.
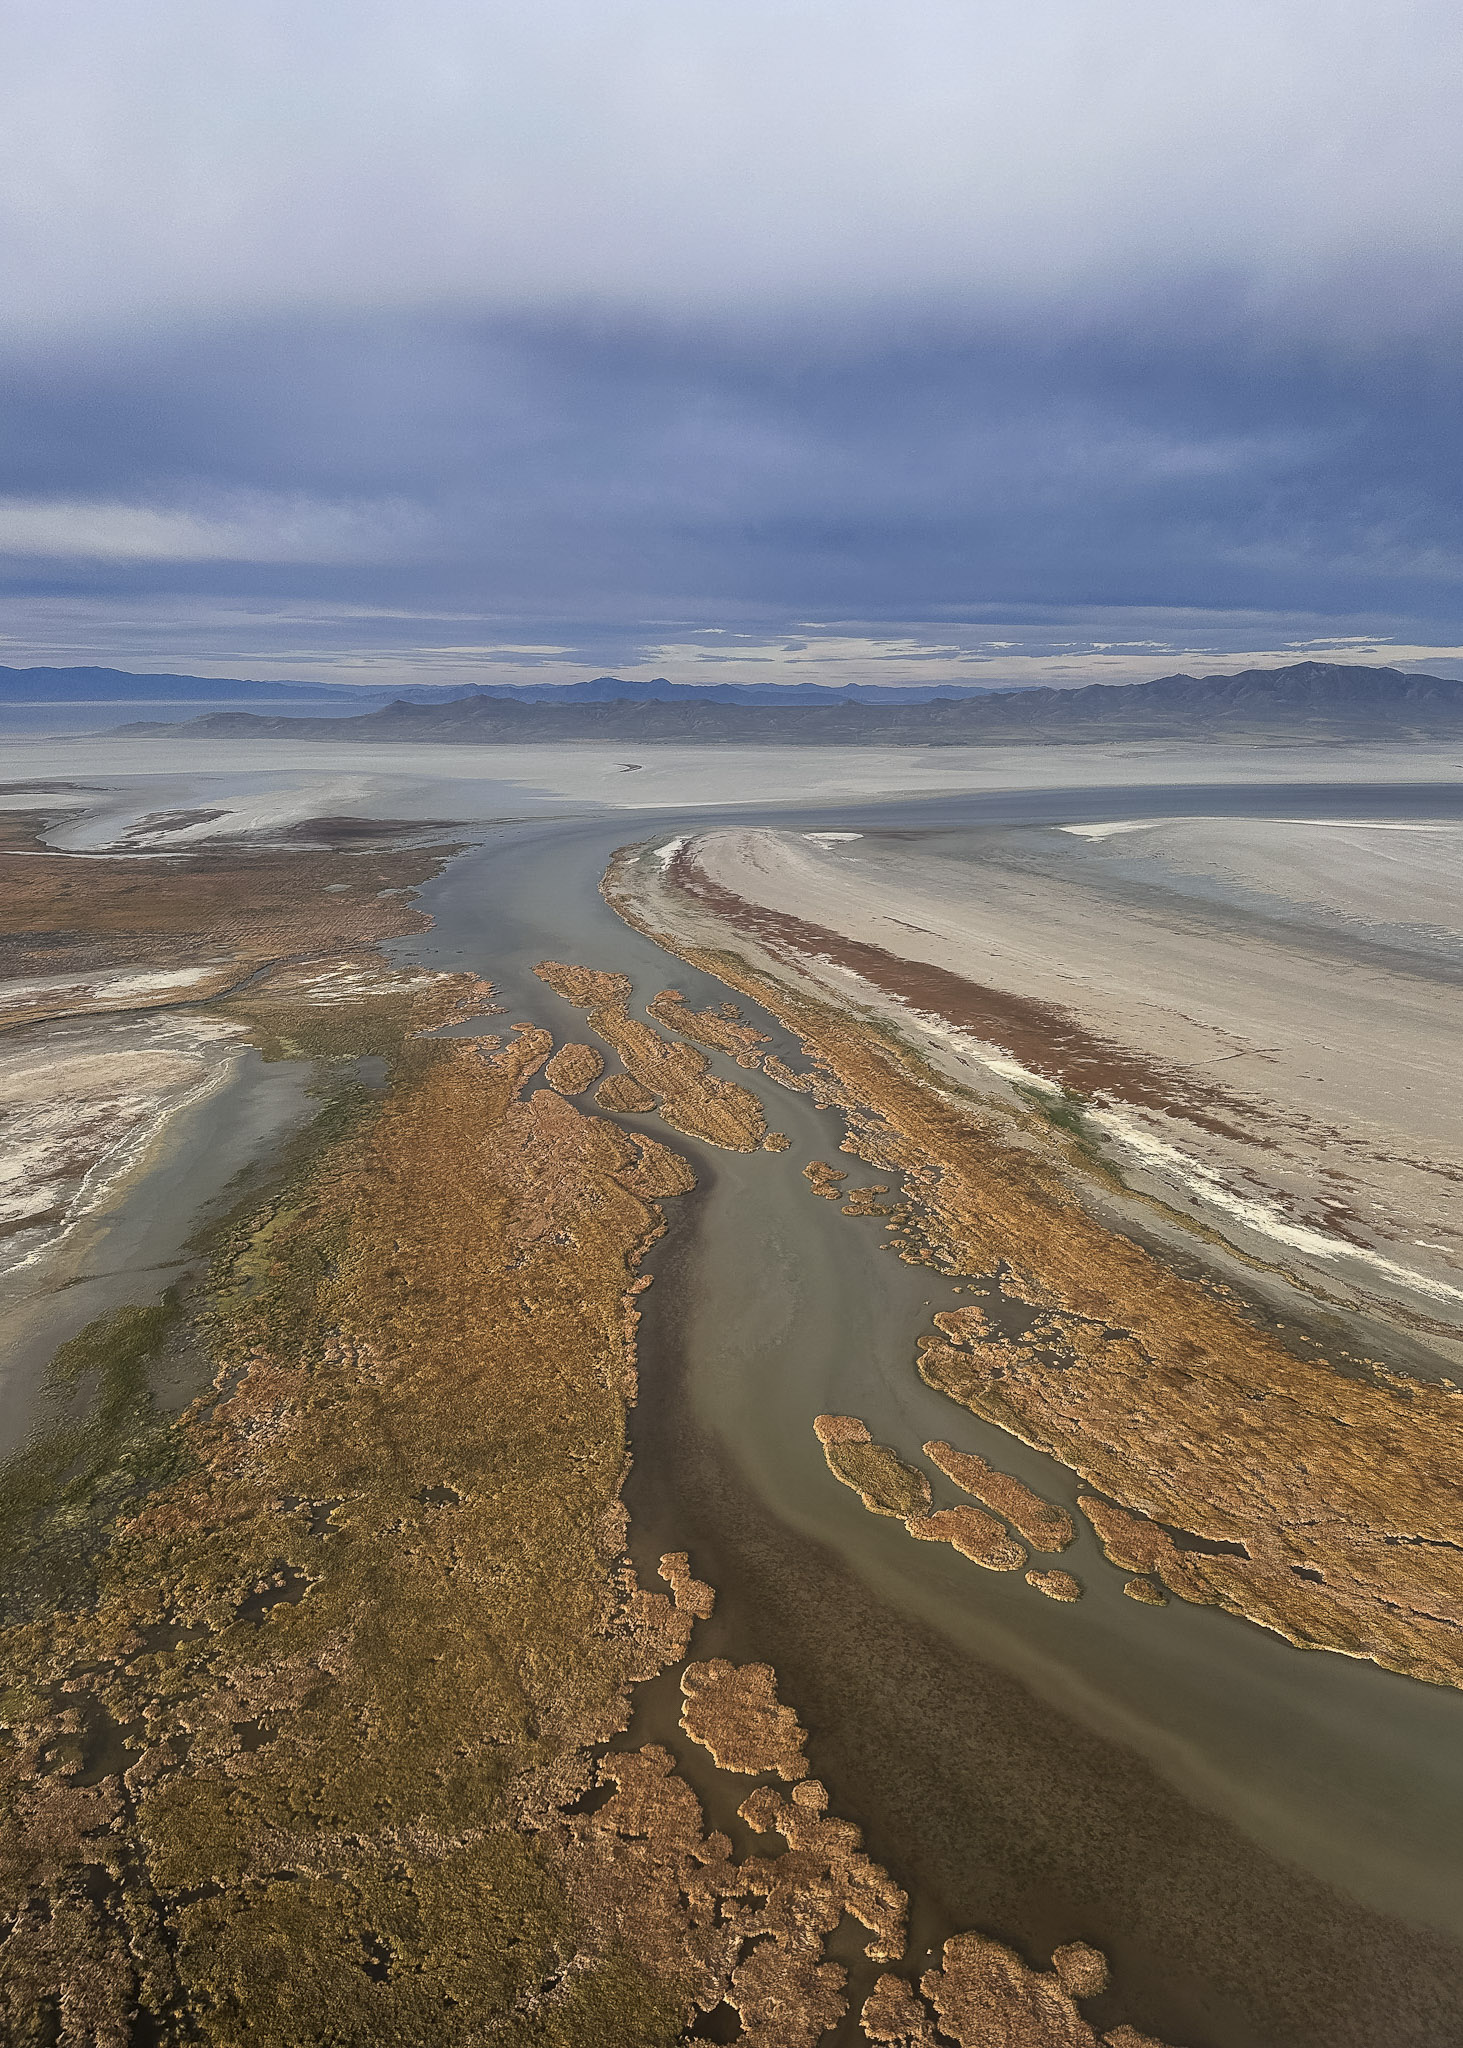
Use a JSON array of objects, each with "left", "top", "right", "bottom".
[{"left": 394, "top": 782, "right": 1463, "bottom": 2048}]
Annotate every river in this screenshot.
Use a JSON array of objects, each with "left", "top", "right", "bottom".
[{"left": 395, "top": 782, "right": 1463, "bottom": 2048}]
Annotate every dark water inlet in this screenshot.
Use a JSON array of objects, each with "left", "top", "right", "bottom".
[{"left": 390, "top": 785, "right": 1463, "bottom": 2048}]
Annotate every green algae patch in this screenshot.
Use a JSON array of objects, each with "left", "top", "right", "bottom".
[{"left": 0, "top": 1296, "right": 190, "bottom": 1627}]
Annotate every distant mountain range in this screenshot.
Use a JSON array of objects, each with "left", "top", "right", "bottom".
[
  {"left": 102, "top": 661, "right": 1463, "bottom": 745},
  {"left": 0, "top": 663, "right": 994, "bottom": 733}
]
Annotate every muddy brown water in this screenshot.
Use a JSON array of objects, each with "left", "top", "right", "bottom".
[{"left": 396, "top": 789, "right": 1463, "bottom": 2048}]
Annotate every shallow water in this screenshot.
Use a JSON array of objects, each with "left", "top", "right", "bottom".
[
  {"left": 395, "top": 787, "right": 1463, "bottom": 2048},
  {"left": 0, "top": 1041, "right": 318, "bottom": 1456}
]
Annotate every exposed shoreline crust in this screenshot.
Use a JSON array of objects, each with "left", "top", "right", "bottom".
[
  {"left": 534, "top": 960, "right": 767, "bottom": 1149},
  {"left": 925, "top": 1437, "right": 1076, "bottom": 1551},
  {"left": 605, "top": 839, "right": 1463, "bottom": 1691},
  {"left": 544, "top": 1039, "right": 604, "bottom": 1094}
]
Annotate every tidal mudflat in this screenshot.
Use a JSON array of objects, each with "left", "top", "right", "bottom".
[{"left": 4, "top": 753, "right": 1463, "bottom": 2046}]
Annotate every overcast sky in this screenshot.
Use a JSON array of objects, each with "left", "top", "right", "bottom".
[{"left": 3, "top": 0, "right": 1462, "bottom": 689}]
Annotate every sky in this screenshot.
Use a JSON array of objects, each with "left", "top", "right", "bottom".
[{"left": 3, "top": 0, "right": 1463, "bottom": 692}]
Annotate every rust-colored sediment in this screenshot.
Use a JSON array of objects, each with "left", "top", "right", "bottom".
[
  {"left": 535, "top": 960, "right": 767, "bottom": 1149},
  {"left": 607, "top": 845, "right": 1463, "bottom": 1692},
  {"left": 544, "top": 1040, "right": 604, "bottom": 1094},
  {"left": 680, "top": 1659, "right": 810, "bottom": 1778},
  {"left": 925, "top": 1437, "right": 1075, "bottom": 1551}
]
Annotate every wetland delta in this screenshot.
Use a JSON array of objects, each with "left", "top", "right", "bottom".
[{"left": 3, "top": 748, "right": 1463, "bottom": 2047}]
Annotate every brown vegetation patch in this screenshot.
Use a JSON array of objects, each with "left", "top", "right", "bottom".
[
  {"left": 596, "top": 1072, "right": 657, "bottom": 1114},
  {"left": 1027, "top": 1569, "right": 1084, "bottom": 1602},
  {"left": 657, "top": 1552, "right": 715, "bottom": 1621},
  {"left": 1053, "top": 1943, "right": 1110, "bottom": 1997},
  {"left": 607, "top": 848, "right": 1463, "bottom": 1691},
  {"left": 843, "top": 1183, "right": 892, "bottom": 1215},
  {"left": 545, "top": 1041, "right": 604, "bottom": 1095},
  {"left": 908, "top": 1507, "right": 1027, "bottom": 1572},
  {"left": 647, "top": 988, "right": 771, "bottom": 1067},
  {"left": 804, "top": 1160, "right": 848, "bottom": 1198},
  {"left": 0, "top": 838, "right": 452, "bottom": 993},
  {"left": 0, "top": 1027, "right": 724, "bottom": 2041},
  {"left": 814, "top": 1416, "right": 933, "bottom": 1520},
  {"left": 864, "top": 1928, "right": 1122, "bottom": 2045},
  {"left": 535, "top": 961, "right": 766, "bottom": 1149},
  {"left": 680, "top": 1660, "right": 809, "bottom": 1778},
  {"left": 1123, "top": 1576, "right": 1168, "bottom": 1606},
  {"left": 925, "top": 1440, "right": 1075, "bottom": 1551}
]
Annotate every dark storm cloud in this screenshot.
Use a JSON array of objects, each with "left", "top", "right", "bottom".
[{"left": 1, "top": 3, "right": 1461, "bottom": 682}]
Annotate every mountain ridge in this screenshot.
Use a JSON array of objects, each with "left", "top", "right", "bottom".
[{"left": 110, "top": 661, "right": 1463, "bottom": 745}]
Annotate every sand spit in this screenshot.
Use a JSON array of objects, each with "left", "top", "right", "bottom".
[
  {"left": 675, "top": 824, "right": 1463, "bottom": 1325},
  {"left": 647, "top": 987, "right": 772, "bottom": 1067},
  {"left": 544, "top": 1040, "right": 604, "bottom": 1094},
  {"left": 606, "top": 840, "right": 1463, "bottom": 1691},
  {"left": 925, "top": 1436, "right": 1076, "bottom": 1551},
  {"left": 534, "top": 959, "right": 767, "bottom": 1149},
  {"left": 680, "top": 1659, "right": 810, "bottom": 1778}
]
